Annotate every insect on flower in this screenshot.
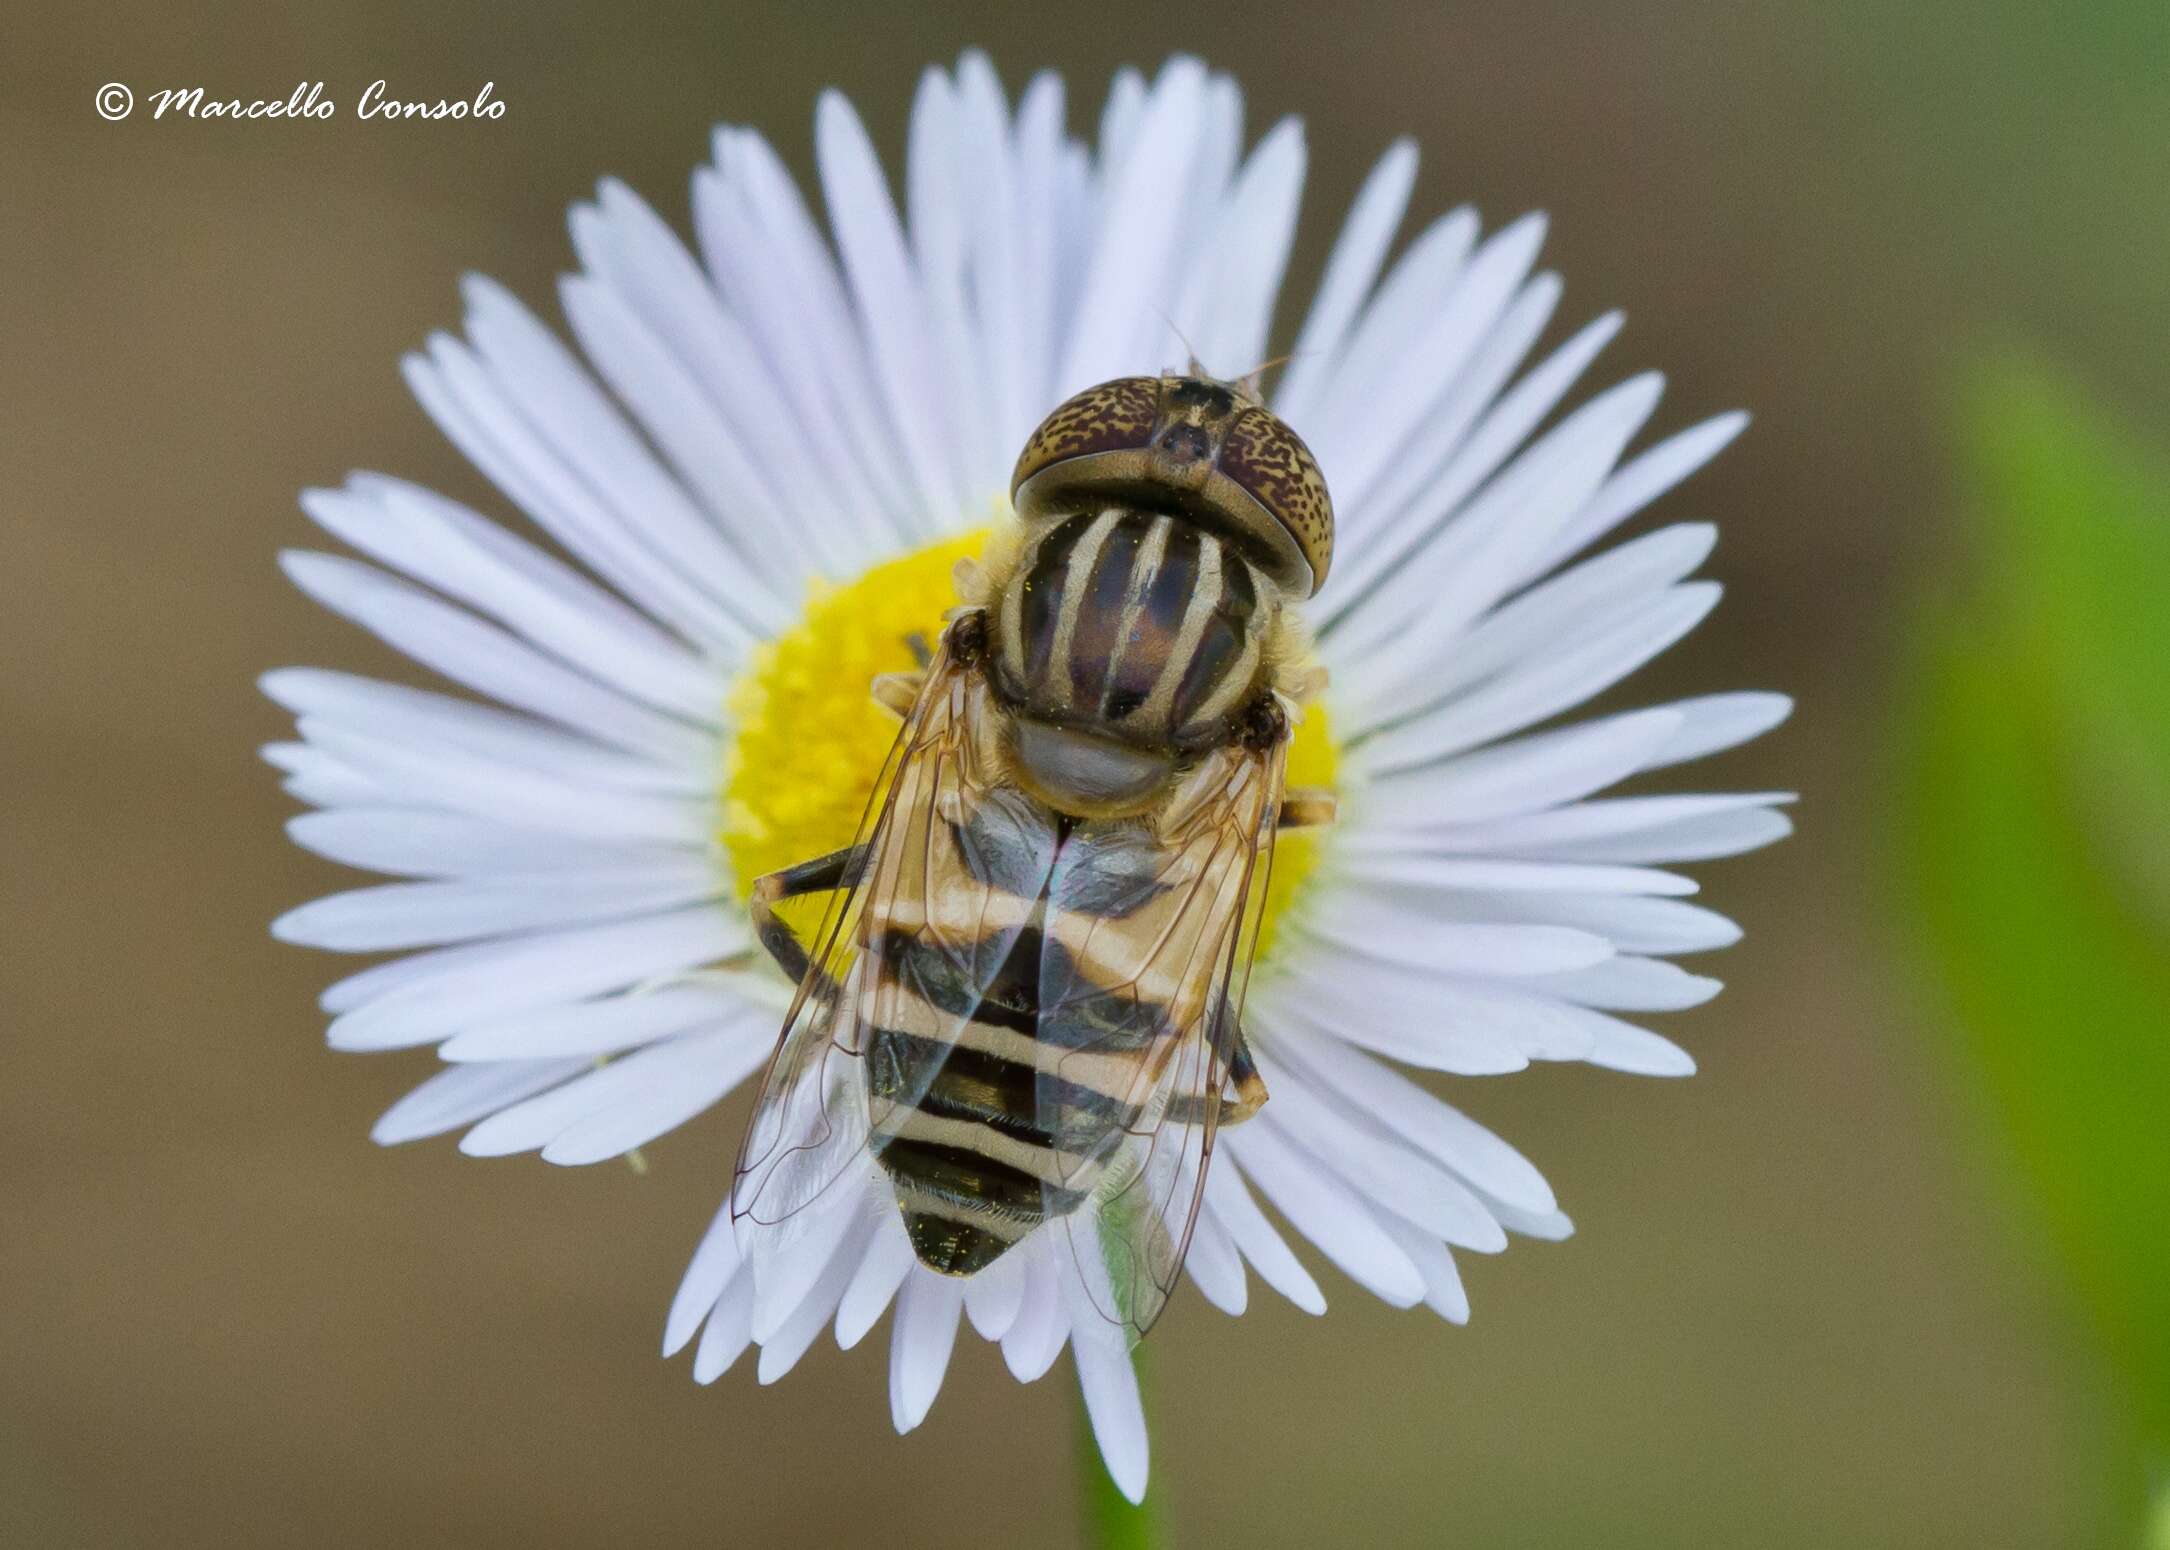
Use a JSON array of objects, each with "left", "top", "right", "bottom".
[
  {"left": 734, "top": 370, "right": 1337, "bottom": 1339},
  {"left": 268, "top": 53, "right": 1795, "bottom": 1502}
]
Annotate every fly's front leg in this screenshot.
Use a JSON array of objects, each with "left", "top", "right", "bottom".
[
  {"left": 1278, "top": 787, "right": 1337, "bottom": 831},
  {"left": 870, "top": 629, "right": 937, "bottom": 720},
  {"left": 870, "top": 671, "right": 924, "bottom": 721},
  {"left": 749, "top": 844, "right": 868, "bottom": 987}
]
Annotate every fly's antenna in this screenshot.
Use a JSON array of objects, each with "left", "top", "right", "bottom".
[
  {"left": 1232, "top": 350, "right": 1306, "bottom": 402},
  {"left": 1152, "top": 306, "right": 1207, "bottom": 377}
]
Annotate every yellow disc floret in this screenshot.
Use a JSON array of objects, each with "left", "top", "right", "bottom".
[
  {"left": 721, "top": 526, "right": 1336, "bottom": 960},
  {"left": 1256, "top": 703, "right": 1334, "bottom": 964}
]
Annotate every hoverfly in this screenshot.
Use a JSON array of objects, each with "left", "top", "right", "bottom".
[{"left": 732, "top": 369, "right": 1336, "bottom": 1343}]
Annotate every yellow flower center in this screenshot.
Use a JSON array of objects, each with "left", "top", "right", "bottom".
[{"left": 721, "top": 527, "right": 1335, "bottom": 961}]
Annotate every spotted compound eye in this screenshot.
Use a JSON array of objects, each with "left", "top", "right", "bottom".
[{"left": 1009, "top": 374, "right": 1335, "bottom": 596}]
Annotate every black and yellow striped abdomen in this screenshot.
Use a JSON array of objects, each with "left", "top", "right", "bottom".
[{"left": 864, "top": 849, "right": 1173, "bottom": 1276}]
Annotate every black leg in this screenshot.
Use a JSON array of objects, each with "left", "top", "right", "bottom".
[{"left": 749, "top": 844, "right": 867, "bottom": 986}]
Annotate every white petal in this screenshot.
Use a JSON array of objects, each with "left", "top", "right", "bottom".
[
  {"left": 285, "top": 809, "right": 662, "bottom": 879},
  {"left": 299, "top": 476, "right": 724, "bottom": 731},
  {"left": 1423, "top": 523, "right": 1719, "bottom": 701},
  {"left": 835, "top": 1213, "right": 916, "bottom": 1350},
  {"left": 1253, "top": 1025, "right": 1556, "bottom": 1213},
  {"left": 278, "top": 553, "right": 718, "bottom": 762},
  {"left": 540, "top": 1029, "right": 769, "bottom": 1165},
  {"left": 1585, "top": 1018, "right": 1698, "bottom": 1076},
  {"left": 1319, "top": 212, "right": 1562, "bottom": 525},
  {"left": 1334, "top": 377, "right": 1673, "bottom": 721},
  {"left": 1348, "top": 578, "right": 1720, "bottom": 772},
  {"left": 569, "top": 180, "right": 868, "bottom": 568},
  {"left": 1392, "top": 886, "right": 1743, "bottom": 956},
  {"left": 274, "top": 861, "right": 719, "bottom": 952},
  {"left": 403, "top": 335, "right": 744, "bottom": 656},
  {"left": 1300, "top": 207, "right": 1480, "bottom": 493},
  {"left": 457, "top": 275, "right": 789, "bottom": 634},
  {"left": 441, "top": 985, "right": 743, "bottom": 1063},
  {"left": 1273, "top": 138, "right": 1418, "bottom": 425},
  {"left": 1444, "top": 793, "right": 1795, "bottom": 862},
  {"left": 1275, "top": 955, "right": 1615, "bottom": 1065},
  {"left": 758, "top": 1221, "right": 868, "bottom": 1384},
  {"left": 692, "top": 1271, "right": 756, "bottom": 1383},
  {"left": 557, "top": 272, "right": 812, "bottom": 588},
  {"left": 370, "top": 1058, "right": 586, "bottom": 1146},
  {"left": 1267, "top": 966, "right": 1526, "bottom": 1076},
  {"left": 1072, "top": 1337, "right": 1150, "bottom": 1506},
  {"left": 294, "top": 716, "right": 710, "bottom": 845},
  {"left": 1059, "top": 58, "right": 1209, "bottom": 390},
  {"left": 1202, "top": 1164, "right": 1325, "bottom": 1315},
  {"left": 1325, "top": 271, "right": 1568, "bottom": 587},
  {"left": 1001, "top": 1242, "right": 1071, "bottom": 1381},
  {"left": 1329, "top": 850, "right": 1698, "bottom": 898},
  {"left": 699, "top": 128, "right": 917, "bottom": 541},
  {"left": 264, "top": 668, "right": 704, "bottom": 795},
  {"left": 947, "top": 56, "right": 1032, "bottom": 464},
  {"left": 1249, "top": 1052, "right": 1506, "bottom": 1251},
  {"left": 1353, "top": 708, "right": 1685, "bottom": 830},
  {"left": 1180, "top": 1205, "right": 1247, "bottom": 1315},
  {"left": 457, "top": 1028, "right": 739, "bottom": 1157},
  {"left": 1226, "top": 1128, "right": 1425, "bottom": 1306},
  {"left": 1285, "top": 910, "right": 1613, "bottom": 979},
  {"left": 751, "top": 1192, "right": 867, "bottom": 1342},
  {"left": 908, "top": 67, "right": 1001, "bottom": 494},
  {"left": 1517, "top": 955, "right": 1723, "bottom": 1012},
  {"left": 323, "top": 905, "right": 738, "bottom": 1048},
  {"left": 1007, "top": 71, "right": 1067, "bottom": 419},
  {"left": 1641, "top": 692, "right": 1794, "bottom": 770},
  {"left": 265, "top": 742, "right": 381, "bottom": 808},
  {"left": 665, "top": 1201, "right": 744, "bottom": 1358},
  {"left": 1539, "top": 410, "right": 1749, "bottom": 572},
  {"left": 1379, "top": 1215, "right": 1471, "bottom": 1324},
  {"left": 1547, "top": 805, "right": 1793, "bottom": 864},
  {"left": 1492, "top": 1202, "right": 1576, "bottom": 1241},
  {"left": 962, "top": 1251, "right": 1027, "bottom": 1342},
  {"left": 1327, "top": 294, "right": 1615, "bottom": 615},
  {"left": 888, "top": 1270, "right": 965, "bottom": 1433},
  {"left": 1181, "top": 116, "right": 1305, "bottom": 374},
  {"left": 817, "top": 91, "right": 965, "bottom": 517}
]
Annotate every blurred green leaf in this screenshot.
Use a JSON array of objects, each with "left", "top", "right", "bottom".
[{"left": 1896, "top": 357, "right": 2170, "bottom": 1456}]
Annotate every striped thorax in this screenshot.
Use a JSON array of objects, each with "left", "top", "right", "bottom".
[{"left": 987, "top": 507, "right": 1282, "bottom": 814}]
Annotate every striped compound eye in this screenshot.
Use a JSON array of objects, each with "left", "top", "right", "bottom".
[{"left": 1010, "top": 374, "right": 1335, "bottom": 596}]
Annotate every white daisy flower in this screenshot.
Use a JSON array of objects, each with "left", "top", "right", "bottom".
[{"left": 267, "top": 53, "right": 1791, "bottom": 1504}]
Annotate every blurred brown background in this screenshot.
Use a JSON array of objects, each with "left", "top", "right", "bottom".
[{"left": 5, "top": 1, "right": 2163, "bottom": 1545}]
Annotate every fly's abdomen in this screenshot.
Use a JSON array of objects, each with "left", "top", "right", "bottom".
[{"left": 864, "top": 918, "right": 1166, "bottom": 1276}]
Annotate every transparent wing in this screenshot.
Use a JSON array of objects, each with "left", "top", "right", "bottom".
[
  {"left": 730, "top": 643, "right": 1059, "bottom": 1254},
  {"left": 1038, "top": 734, "right": 1287, "bottom": 1344}
]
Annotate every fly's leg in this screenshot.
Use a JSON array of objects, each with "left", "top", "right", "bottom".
[
  {"left": 870, "top": 628, "right": 936, "bottom": 720},
  {"left": 1278, "top": 787, "right": 1337, "bottom": 830},
  {"left": 1219, "top": 1030, "right": 1269, "bottom": 1125},
  {"left": 870, "top": 671, "right": 924, "bottom": 721},
  {"left": 1170, "top": 1020, "right": 1270, "bottom": 1126},
  {"left": 749, "top": 844, "right": 868, "bottom": 987}
]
